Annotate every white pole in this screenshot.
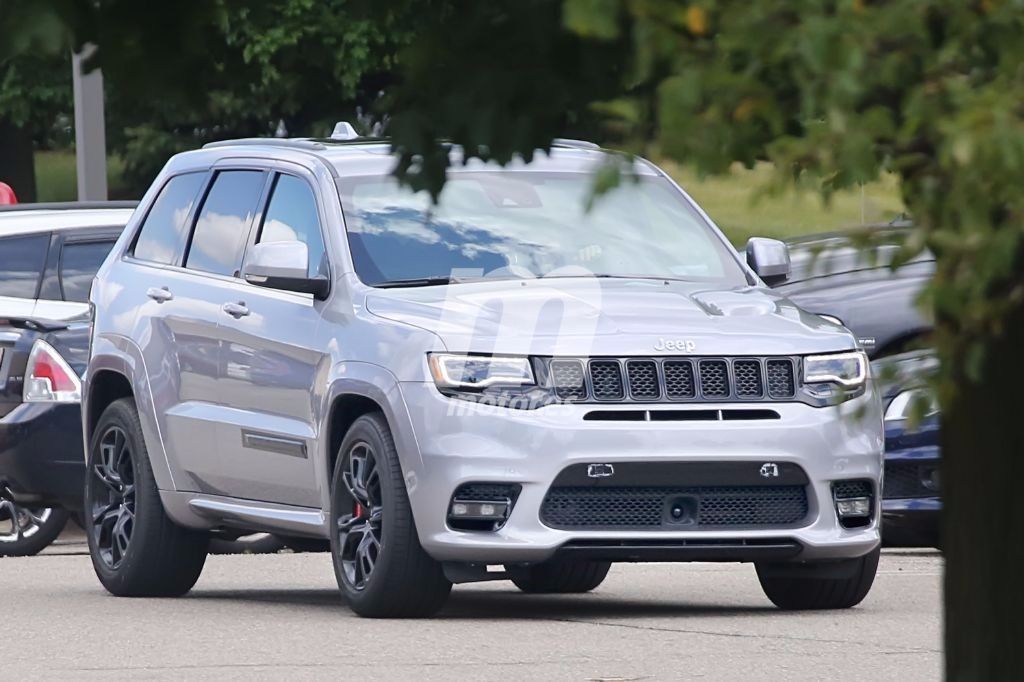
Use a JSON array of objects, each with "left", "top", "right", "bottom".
[{"left": 72, "top": 44, "right": 108, "bottom": 201}]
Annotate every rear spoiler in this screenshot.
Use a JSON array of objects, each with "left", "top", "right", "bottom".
[{"left": 0, "top": 316, "right": 80, "bottom": 333}]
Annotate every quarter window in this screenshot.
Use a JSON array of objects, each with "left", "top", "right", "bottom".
[
  {"left": 133, "top": 172, "right": 206, "bottom": 264},
  {"left": 60, "top": 240, "right": 117, "bottom": 303},
  {"left": 258, "top": 174, "right": 328, "bottom": 278},
  {"left": 186, "top": 170, "right": 266, "bottom": 277},
  {"left": 0, "top": 234, "right": 48, "bottom": 298}
]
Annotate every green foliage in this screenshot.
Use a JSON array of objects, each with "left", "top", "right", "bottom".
[
  {"left": 0, "top": 53, "right": 70, "bottom": 136},
  {"left": 0, "top": 0, "right": 424, "bottom": 193}
]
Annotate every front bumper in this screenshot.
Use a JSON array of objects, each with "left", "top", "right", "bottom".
[
  {"left": 0, "top": 402, "right": 86, "bottom": 508},
  {"left": 399, "top": 383, "right": 883, "bottom": 564}
]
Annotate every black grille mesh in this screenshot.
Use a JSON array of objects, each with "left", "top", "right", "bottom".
[
  {"left": 833, "top": 480, "right": 872, "bottom": 499},
  {"left": 733, "top": 360, "right": 764, "bottom": 397},
  {"left": 626, "top": 360, "right": 660, "bottom": 399},
  {"left": 883, "top": 462, "right": 939, "bottom": 499},
  {"left": 698, "top": 360, "right": 729, "bottom": 397},
  {"left": 590, "top": 361, "right": 625, "bottom": 400},
  {"left": 547, "top": 357, "right": 797, "bottom": 402},
  {"left": 663, "top": 360, "right": 696, "bottom": 399},
  {"left": 452, "top": 483, "right": 521, "bottom": 501},
  {"left": 540, "top": 485, "right": 809, "bottom": 529},
  {"left": 550, "top": 360, "right": 586, "bottom": 400},
  {"left": 766, "top": 359, "right": 796, "bottom": 398}
]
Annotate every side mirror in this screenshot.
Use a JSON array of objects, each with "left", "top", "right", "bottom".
[
  {"left": 745, "top": 238, "right": 791, "bottom": 286},
  {"left": 242, "top": 242, "right": 329, "bottom": 299}
]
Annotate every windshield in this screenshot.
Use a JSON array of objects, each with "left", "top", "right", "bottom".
[{"left": 337, "top": 171, "right": 748, "bottom": 287}]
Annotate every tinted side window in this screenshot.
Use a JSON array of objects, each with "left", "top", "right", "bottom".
[
  {"left": 60, "top": 240, "right": 117, "bottom": 303},
  {"left": 258, "top": 174, "right": 328, "bottom": 278},
  {"left": 133, "top": 172, "right": 206, "bottom": 264},
  {"left": 0, "top": 234, "right": 48, "bottom": 298},
  {"left": 186, "top": 170, "right": 265, "bottom": 277}
]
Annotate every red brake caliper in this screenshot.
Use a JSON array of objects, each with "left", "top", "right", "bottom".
[{"left": 354, "top": 501, "right": 365, "bottom": 519}]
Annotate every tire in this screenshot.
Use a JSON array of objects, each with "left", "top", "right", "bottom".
[
  {"left": 329, "top": 412, "right": 451, "bottom": 617},
  {"left": 756, "top": 547, "right": 880, "bottom": 610},
  {"left": 208, "top": 533, "right": 287, "bottom": 555},
  {"left": 0, "top": 502, "right": 70, "bottom": 557},
  {"left": 512, "top": 559, "right": 611, "bottom": 594},
  {"left": 85, "top": 398, "right": 209, "bottom": 596}
]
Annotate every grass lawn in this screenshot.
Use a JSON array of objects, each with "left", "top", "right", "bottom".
[
  {"left": 661, "top": 161, "right": 905, "bottom": 245},
  {"left": 34, "top": 150, "right": 904, "bottom": 245},
  {"left": 34, "top": 150, "right": 127, "bottom": 203}
]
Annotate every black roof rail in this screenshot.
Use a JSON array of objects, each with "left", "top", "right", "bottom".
[
  {"left": 0, "top": 201, "right": 138, "bottom": 213},
  {"left": 551, "top": 138, "right": 601, "bottom": 150}
]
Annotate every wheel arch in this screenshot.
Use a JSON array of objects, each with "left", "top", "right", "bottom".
[
  {"left": 327, "top": 393, "right": 387, "bottom": 482},
  {"left": 319, "top": 362, "right": 424, "bottom": 516},
  {"left": 86, "top": 369, "right": 134, "bottom": 439}
]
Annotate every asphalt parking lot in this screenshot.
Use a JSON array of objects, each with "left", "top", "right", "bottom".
[{"left": 4, "top": 531, "right": 941, "bottom": 681}]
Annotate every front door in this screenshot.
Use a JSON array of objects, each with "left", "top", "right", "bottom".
[{"left": 207, "top": 171, "right": 328, "bottom": 508}]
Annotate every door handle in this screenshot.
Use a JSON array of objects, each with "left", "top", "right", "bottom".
[
  {"left": 222, "top": 302, "right": 251, "bottom": 319},
  {"left": 146, "top": 287, "right": 173, "bottom": 303}
]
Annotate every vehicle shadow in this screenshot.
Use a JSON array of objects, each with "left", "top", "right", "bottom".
[{"left": 188, "top": 587, "right": 776, "bottom": 620}]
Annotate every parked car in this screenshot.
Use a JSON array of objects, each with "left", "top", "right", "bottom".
[
  {"left": 0, "top": 315, "right": 90, "bottom": 555},
  {"left": 84, "top": 128, "right": 883, "bottom": 617},
  {"left": 0, "top": 202, "right": 137, "bottom": 321},
  {"left": 0, "top": 203, "right": 132, "bottom": 556},
  {"left": 776, "top": 229, "right": 934, "bottom": 358},
  {"left": 778, "top": 230, "right": 940, "bottom": 548},
  {"left": 874, "top": 350, "right": 940, "bottom": 547}
]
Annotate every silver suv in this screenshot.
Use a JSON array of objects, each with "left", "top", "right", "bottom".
[{"left": 84, "top": 131, "right": 883, "bottom": 617}]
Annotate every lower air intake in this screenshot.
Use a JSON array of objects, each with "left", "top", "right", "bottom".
[{"left": 540, "top": 485, "right": 808, "bottom": 530}]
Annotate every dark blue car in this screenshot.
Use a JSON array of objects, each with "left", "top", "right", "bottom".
[
  {"left": 777, "top": 231, "right": 941, "bottom": 548},
  {"left": 874, "top": 351, "right": 940, "bottom": 547}
]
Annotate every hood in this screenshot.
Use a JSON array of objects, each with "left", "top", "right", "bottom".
[{"left": 365, "top": 278, "right": 856, "bottom": 356}]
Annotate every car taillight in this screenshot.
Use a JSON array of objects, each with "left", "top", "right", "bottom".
[{"left": 23, "top": 340, "right": 82, "bottom": 403}]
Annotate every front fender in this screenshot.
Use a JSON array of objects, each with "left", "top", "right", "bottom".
[{"left": 317, "top": 361, "right": 424, "bottom": 514}]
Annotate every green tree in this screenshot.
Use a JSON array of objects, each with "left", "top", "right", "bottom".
[
  {"left": 0, "top": 53, "right": 71, "bottom": 201},
  {"left": 0, "top": 0, "right": 422, "bottom": 194},
  {"left": 386, "top": 2, "right": 1023, "bottom": 677}
]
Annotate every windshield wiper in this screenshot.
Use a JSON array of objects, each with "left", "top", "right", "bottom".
[
  {"left": 541, "top": 274, "right": 701, "bottom": 283},
  {"left": 373, "top": 276, "right": 456, "bottom": 289}
]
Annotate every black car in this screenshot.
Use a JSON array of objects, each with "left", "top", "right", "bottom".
[
  {"left": 777, "top": 230, "right": 941, "bottom": 547},
  {"left": 776, "top": 229, "right": 934, "bottom": 358},
  {"left": 0, "top": 316, "right": 90, "bottom": 555}
]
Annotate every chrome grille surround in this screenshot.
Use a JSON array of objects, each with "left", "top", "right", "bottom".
[{"left": 546, "top": 356, "right": 799, "bottom": 403}]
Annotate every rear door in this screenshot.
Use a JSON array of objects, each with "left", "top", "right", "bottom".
[
  {"left": 156, "top": 167, "right": 273, "bottom": 497},
  {"left": 117, "top": 171, "right": 224, "bottom": 492},
  {"left": 0, "top": 233, "right": 49, "bottom": 319}
]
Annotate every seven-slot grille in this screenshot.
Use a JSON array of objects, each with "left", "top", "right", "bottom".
[{"left": 548, "top": 357, "right": 797, "bottom": 402}]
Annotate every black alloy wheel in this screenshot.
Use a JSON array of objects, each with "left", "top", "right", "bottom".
[
  {"left": 329, "top": 412, "right": 451, "bottom": 617},
  {"left": 337, "top": 441, "right": 384, "bottom": 590},
  {"left": 89, "top": 425, "right": 136, "bottom": 569}
]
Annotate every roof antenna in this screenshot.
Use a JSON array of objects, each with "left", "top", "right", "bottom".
[{"left": 331, "top": 121, "right": 358, "bottom": 140}]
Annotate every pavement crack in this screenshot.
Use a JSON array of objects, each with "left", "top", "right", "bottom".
[{"left": 538, "top": 616, "right": 941, "bottom": 655}]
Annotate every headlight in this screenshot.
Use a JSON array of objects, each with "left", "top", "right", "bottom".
[
  {"left": 428, "top": 354, "right": 535, "bottom": 389},
  {"left": 803, "top": 350, "right": 868, "bottom": 388},
  {"left": 884, "top": 388, "right": 938, "bottom": 422}
]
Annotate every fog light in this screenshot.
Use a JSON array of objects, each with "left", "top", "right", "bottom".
[
  {"left": 836, "top": 497, "right": 871, "bottom": 518},
  {"left": 448, "top": 500, "right": 509, "bottom": 520}
]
